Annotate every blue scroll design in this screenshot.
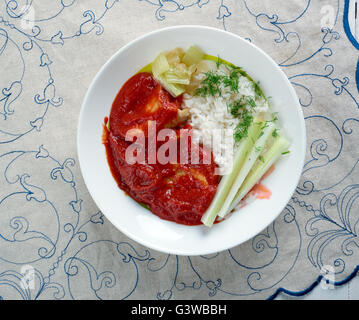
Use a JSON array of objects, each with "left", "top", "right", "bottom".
[{"left": 0, "top": 0, "right": 359, "bottom": 300}]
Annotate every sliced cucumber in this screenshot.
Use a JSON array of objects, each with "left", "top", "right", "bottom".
[
  {"left": 217, "top": 122, "right": 275, "bottom": 218},
  {"left": 229, "top": 134, "right": 290, "bottom": 212},
  {"left": 201, "top": 120, "right": 263, "bottom": 227}
]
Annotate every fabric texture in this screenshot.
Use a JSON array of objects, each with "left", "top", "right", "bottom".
[{"left": 0, "top": 0, "right": 358, "bottom": 300}]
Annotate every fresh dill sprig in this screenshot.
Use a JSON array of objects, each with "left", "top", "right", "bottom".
[
  {"left": 232, "top": 66, "right": 247, "bottom": 78},
  {"left": 269, "top": 115, "right": 278, "bottom": 123},
  {"left": 261, "top": 122, "right": 269, "bottom": 130},
  {"left": 195, "top": 65, "right": 266, "bottom": 100},
  {"left": 222, "top": 69, "right": 240, "bottom": 92},
  {"left": 247, "top": 97, "right": 256, "bottom": 109},
  {"left": 228, "top": 99, "right": 245, "bottom": 116},
  {"left": 234, "top": 109, "right": 253, "bottom": 143},
  {"left": 194, "top": 71, "right": 222, "bottom": 97},
  {"left": 194, "top": 65, "right": 268, "bottom": 145},
  {"left": 261, "top": 114, "right": 278, "bottom": 130}
]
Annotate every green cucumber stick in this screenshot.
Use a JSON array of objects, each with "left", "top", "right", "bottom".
[
  {"left": 229, "top": 134, "right": 290, "bottom": 212},
  {"left": 201, "top": 120, "right": 263, "bottom": 227},
  {"left": 218, "top": 122, "right": 275, "bottom": 219}
]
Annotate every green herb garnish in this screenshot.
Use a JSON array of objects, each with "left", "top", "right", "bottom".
[
  {"left": 234, "top": 109, "right": 253, "bottom": 143},
  {"left": 194, "top": 71, "right": 222, "bottom": 97},
  {"left": 222, "top": 70, "right": 239, "bottom": 92},
  {"left": 261, "top": 115, "right": 278, "bottom": 130},
  {"left": 194, "top": 62, "right": 270, "bottom": 146},
  {"left": 246, "top": 97, "right": 255, "bottom": 109},
  {"left": 232, "top": 66, "right": 248, "bottom": 78},
  {"left": 282, "top": 150, "right": 290, "bottom": 155},
  {"left": 261, "top": 122, "right": 269, "bottom": 130},
  {"left": 228, "top": 99, "right": 245, "bottom": 116}
]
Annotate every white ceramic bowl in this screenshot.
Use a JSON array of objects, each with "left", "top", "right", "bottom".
[{"left": 77, "top": 26, "right": 306, "bottom": 256}]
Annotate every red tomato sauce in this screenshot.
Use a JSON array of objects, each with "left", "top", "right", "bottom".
[
  {"left": 103, "top": 73, "right": 219, "bottom": 226},
  {"left": 109, "top": 72, "right": 181, "bottom": 138}
]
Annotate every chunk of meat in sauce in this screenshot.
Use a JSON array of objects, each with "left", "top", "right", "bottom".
[
  {"left": 109, "top": 72, "right": 184, "bottom": 138},
  {"left": 104, "top": 73, "right": 219, "bottom": 226},
  {"left": 104, "top": 128, "right": 219, "bottom": 225}
]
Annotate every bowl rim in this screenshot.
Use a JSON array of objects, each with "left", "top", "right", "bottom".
[{"left": 77, "top": 25, "right": 306, "bottom": 255}]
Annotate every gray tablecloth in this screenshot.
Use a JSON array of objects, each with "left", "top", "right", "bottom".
[{"left": 1, "top": 0, "right": 358, "bottom": 300}]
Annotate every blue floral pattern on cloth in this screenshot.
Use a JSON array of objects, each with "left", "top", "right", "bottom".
[{"left": 0, "top": 0, "right": 358, "bottom": 300}]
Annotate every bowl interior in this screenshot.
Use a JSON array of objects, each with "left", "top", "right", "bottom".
[{"left": 77, "top": 26, "right": 306, "bottom": 256}]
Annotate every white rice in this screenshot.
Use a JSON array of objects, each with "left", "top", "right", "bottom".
[{"left": 182, "top": 63, "right": 269, "bottom": 175}]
